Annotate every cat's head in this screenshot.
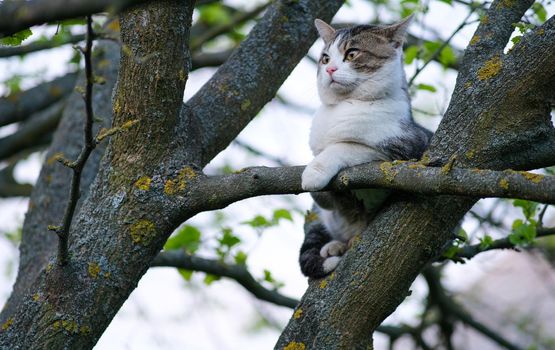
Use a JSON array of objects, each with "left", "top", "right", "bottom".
[{"left": 314, "top": 16, "right": 412, "bottom": 105}]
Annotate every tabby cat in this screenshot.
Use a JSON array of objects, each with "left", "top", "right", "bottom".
[{"left": 299, "top": 16, "right": 433, "bottom": 278}]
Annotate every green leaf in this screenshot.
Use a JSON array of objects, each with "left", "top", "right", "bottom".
[
  {"left": 242, "top": 215, "right": 270, "bottom": 228},
  {"left": 263, "top": 269, "right": 274, "bottom": 283},
  {"left": 509, "top": 219, "right": 537, "bottom": 245},
  {"left": 177, "top": 268, "right": 194, "bottom": 281},
  {"left": 164, "top": 225, "right": 202, "bottom": 253},
  {"left": 439, "top": 0, "right": 453, "bottom": 5},
  {"left": 198, "top": 4, "right": 231, "bottom": 25},
  {"left": 457, "top": 228, "right": 468, "bottom": 242},
  {"left": 0, "top": 28, "right": 32, "bottom": 46},
  {"left": 439, "top": 46, "right": 457, "bottom": 68},
  {"left": 442, "top": 244, "right": 460, "bottom": 259},
  {"left": 273, "top": 209, "right": 293, "bottom": 223},
  {"left": 532, "top": 3, "right": 547, "bottom": 23},
  {"left": 404, "top": 45, "right": 419, "bottom": 65},
  {"left": 479, "top": 235, "right": 493, "bottom": 249},
  {"left": 234, "top": 251, "right": 248, "bottom": 265},
  {"left": 203, "top": 273, "right": 221, "bottom": 285},
  {"left": 513, "top": 199, "right": 539, "bottom": 220},
  {"left": 218, "top": 227, "right": 241, "bottom": 248},
  {"left": 416, "top": 83, "right": 437, "bottom": 92}
]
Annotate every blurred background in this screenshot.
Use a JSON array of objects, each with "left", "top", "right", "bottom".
[{"left": 1, "top": 0, "right": 554, "bottom": 349}]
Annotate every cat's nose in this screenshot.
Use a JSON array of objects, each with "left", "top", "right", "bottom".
[{"left": 326, "top": 66, "right": 337, "bottom": 76}]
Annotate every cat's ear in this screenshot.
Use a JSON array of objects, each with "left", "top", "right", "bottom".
[
  {"left": 314, "top": 19, "right": 336, "bottom": 44},
  {"left": 382, "top": 14, "right": 413, "bottom": 48}
]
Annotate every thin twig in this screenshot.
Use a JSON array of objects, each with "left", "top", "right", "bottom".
[
  {"left": 450, "top": 227, "right": 555, "bottom": 261},
  {"left": 49, "top": 16, "right": 96, "bottom": 266},
  {"left": 408, "top": 10, "right": 475, "bottom": 87}
]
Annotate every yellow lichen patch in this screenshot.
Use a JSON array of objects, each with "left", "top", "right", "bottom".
[
  {"left": 98, "top": 59, "right": 111, "bottom": 69},
  {"left": 420, "top": 153, "right": 431, "bottom": 165},
  {"left": 520, "top": 172, "right": 544, "bottom": 184},
  {"left": 480, "top": 15, "right": 489, "bottom": 24},
  {"left": 477, "top": 56, "right": 502, "bottom": 81},
  {"left": 537, "top": 28, "right": 545, "bottom": 36},
  {"left": 49, "top": 85, "right": 63, "bottom": 97},
  {"left": 440, "top": 155, "right": 457, "bottom": 175},
  {"left": 129, "top": 219, "right": 156, "bottom": 245},
  {"left": 52, "top": 320, "right": 61, "bottom": 331},
  {"left": 497, "top": 0, "right": 515, "bottom": 8},
  {"left": 408, "top": 163, "right": 426, "bottom": 170},
  {"left": 293, "top": 308, "right": 303, "bottom": 319},
  {"left": 32, "top": 293, "right": 41, "bottom": 302},
  {"left": 134, "top": 176, "right": 151, "bottom": 191},
  {"left": 113, "top": 99, "right": 122, "bottom": 114},
  {"left": 379, "top": 162, "right": 398, "bottom": 183},
  {"left": 304, "top": 211, "right": 319, "bottom": 223},
  {"left": 283, "top": 341, "right": 305, "bottom": 350},
  {"left": 178, "top": 69, "right": 186, "bottom": 82},
  {"left": 469, "top": 35, "right": 480, "bottom": 46},
  {"left": 164, "top": 179, "right": 178, "bottom": 195},
  {"left": 319, "top": 279, "right": 328, "bottom": 289},
  {"left": 104, "top": 271, "right": 111, "bottom": 279},
  {"left": 80, "top": 325, "right": 92, "bottom": 335},
  {"left": 2, "top": 318, "right": 13, "bottom": 331},
  {"left": 121, "top": 119, "right": 139, "bottom": 130},
  {"left": 46, "top": 152, "right": 65, "bottom": 165},
  {"left": 106, "top": 19, "right": 120, "bottom": 32},
  {"left": 61, "top": 319, "right": 79, "bottom": 333},
  {"left": 464, "top": 81, "right": 472, "bottom": 89},
  {"left": 46, "top": 263, "right": 54, "bottom": 273},
  {"left": 339, "top": 174, "right": 349, "bottom": 187},
  {"left": 96, "top": 119, "right": 139, "bottom": 142},
  {"left": 164, "top": 167, "right": 198, "bottom": 195},
  {"left": 499, "top": 178, "right": 509, "bottom": 190},
  {"left": 465, "top": 150, "right": 475, "bottom": 160},
  {"left": 88, "top": 262, "right": 101, "bottom": 279},
  {"left": 241, "top": 99, "right": 251, "bottom": 111}
]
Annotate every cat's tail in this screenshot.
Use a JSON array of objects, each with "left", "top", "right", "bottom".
[{"left": 299, "top": 221, "right": 340, "bottom": 278}]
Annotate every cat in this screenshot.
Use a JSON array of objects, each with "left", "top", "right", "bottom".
[{"left": 299, "top": 16, "right": 433, "bottom": 278}]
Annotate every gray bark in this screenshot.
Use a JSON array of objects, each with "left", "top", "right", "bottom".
[{"left": 0, "top": 0, "right": 344, "bottom": 348}]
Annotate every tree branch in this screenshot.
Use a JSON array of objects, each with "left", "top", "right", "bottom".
[
  {"left": 460, "top": 0, "right": 535, "bottom": 70},
  {"left": 151, "top": 250, "right": 414, "bottom": 338},
  {"left": 0, "top": 72, "right": 77, "bottom": 127},
  {"left": 0, "top": 34, "right": 85, "bottom": 58},
  {"left": 152, "top": 250, "right": 298, "bottom": 309},
  {"left": 185, "top": 162, "right": 555, "bottom": 215},
  {"left": 191, "top": 49, "right": 234, "bottom": 70},
  {"left": 0, "top": 100, "right": 65, "bottom": 161},
  {"left": 0, "top": 165, "right": 33, "bottom": 198},
  {"left": 0, "top": 0, "right": 148, "bottom": 38}
]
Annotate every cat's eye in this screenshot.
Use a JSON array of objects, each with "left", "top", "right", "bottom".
[
  {"left": 321, "top": 54, "right": 330, "bottom": 64},
  {"left": 344, "top": 49, "right": 359, "bottom": 61}
]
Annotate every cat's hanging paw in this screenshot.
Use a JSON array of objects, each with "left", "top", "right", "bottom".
[
  {"left": 302, "top": 165, "right": 334, "bottom": 191},
  {"left": 320, "top": 240, "right": 347, "bottom": 258},
  {"left": 322, "top": 256, "right": 342, "bottom": 273}
]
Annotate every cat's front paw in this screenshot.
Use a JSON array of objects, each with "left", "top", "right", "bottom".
[
  {"left": 302, "top": 165, "right": 334, "bottom": 191},
  {"left": 320, "top": 240, "right": 347, "bottom": 258},
  {"left": 322, "top": 256, "right": 342, "bottom": 274}
]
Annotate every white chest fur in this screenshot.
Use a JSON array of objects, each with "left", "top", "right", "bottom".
[{"left": 309, "top": 98, "right": 409, "bottom": 156}]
